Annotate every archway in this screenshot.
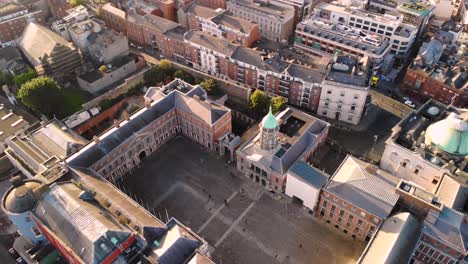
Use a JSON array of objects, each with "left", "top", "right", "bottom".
[{"left": 139, "top": 151, "right": 147, "bottom": 160}]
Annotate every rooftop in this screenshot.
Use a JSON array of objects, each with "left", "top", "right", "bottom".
[
  {"left": 67, "top": 80, "right": 230, "bottom": 168},
  {"left": 68, "top": 18, "right": 101, "bottom": 35},
  {"left": 185, "top": 30, "right": 237, "bottom": 56},
  {"left": 33, "top": 181, "right": 136, "bottom": 264},
  {"left": 238, "top": 107, "right": 329, "bottom": 174},
  {"left": 102, "top": 3, "right": 126, "bottom": 19},
  {"left": 436, "top": 176, "right": 468, "bottom": 213},
  {"left": 228, "top": 0, "right": 294, "bottom": 21},
  {"left": 187, "top": 4, "right": 217, "bottom": 19},
  {"left": 359, "top": 213, "right": 421, "bottom": 264},
  {"left": 211, "top": 13, "right": 256, "bottom": 33},
  {"left": 390, "top": 100, "right": 468, "bottom": 184},
  {"left": 423, "top": 206, "right": 467, "bottom": 253},
  {"left": 296, "top": 19, "right": 390, "bottom": 56},
  {"left": 0, "top": 3, "right": 26, "bottom": 19},
  {"left": 326, "top": 156, "right": 400, "bottom": 218},
  {"left": 0, "top": 104, "right": 29, "bottom": 142},
  {"left": 289, "top": 160, "right": 330, "bottom": 189},
  {"left": 18, "top": 23, "right": 75, "bottom": 67},
  {"left": 325, "top": 55, "right": 369, "bottom": 88}
]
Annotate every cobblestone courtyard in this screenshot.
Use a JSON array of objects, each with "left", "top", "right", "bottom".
[{"left": 117, "top": 137, "right": 366, "bottom": 264}]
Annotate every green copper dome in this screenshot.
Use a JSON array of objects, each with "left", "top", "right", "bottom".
[
  {"left": 424, "top": 112, "right": 468, "bottom": 156},
  {"left": 262, "top": 107, "right": 278, "bottom": 129}
]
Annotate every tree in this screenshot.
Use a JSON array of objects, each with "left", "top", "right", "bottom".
[
  {"left": 0, "top": 72, "right": 13, "bottom": 87},
  {"left": 173, "top": 70, "right": 195, "bottom": 84},
  {"left": 69, "top": 0, "right": 84, "bottom": 7},
  {"left": 271, "top": 96, "right": 286, "bottom": 114},
  {"left": 250, "top": 89, "right": 269, "bottom": 118},
  {"left": 14, "top": 68, "right": 37, "bottom": 87},
  {"left": 17, "top": 76, "right": 65, "bottom": 118},
  {"left": 143, "top": 60, "right": 175, "bottom": 86},
  {"left": 199, "top": 79, "right": 218, "bottom": 95}
]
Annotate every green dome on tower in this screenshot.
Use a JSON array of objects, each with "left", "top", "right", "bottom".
[
  {"left": 262, "top": 107, "right": 278, "bottom": 129},
  {"left": 424, "top": 112, "right": 468, "bottom": 156}
]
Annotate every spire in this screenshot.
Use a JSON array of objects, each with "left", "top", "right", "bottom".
[{"left": 262, "top": 106, "right": 278, "bottom": 130}]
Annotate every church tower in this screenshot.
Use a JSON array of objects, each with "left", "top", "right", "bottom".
[{"left": 259, "top": 107, "right": 279, "bottom": 151}]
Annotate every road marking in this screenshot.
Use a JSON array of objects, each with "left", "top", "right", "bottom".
[
  {"left": 197, "top": 191, "right": 238, "bottom": 233},
  {"left": 214, "top": 201, "right": 255, "bottom": 247}
]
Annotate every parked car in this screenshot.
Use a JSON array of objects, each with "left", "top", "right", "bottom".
[
  {"left": 8, "top": 248, "right": 19, "bottom": 259},
  {"left": 405, "top": 100, "right": 416, "bottom": 108}
]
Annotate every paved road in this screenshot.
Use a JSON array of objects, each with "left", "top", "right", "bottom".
[{"left": 370, "top": 90, "right": 412, "bottom": 118}]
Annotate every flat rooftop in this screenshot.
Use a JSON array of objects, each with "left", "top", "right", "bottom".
[
  {"left": 228, "top": 0, "right": 294, "bottom": 20},
  {"left": 0, "top": 104, "right": 29, "bottom": 142},
  {"left": 325, "top": 56, "right": 369, "bottom": 87}
]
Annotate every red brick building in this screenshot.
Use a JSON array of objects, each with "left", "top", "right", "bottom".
[
  {"left": 317, "top": 156, "right": 400, "bottom": 241},
  {"left": 101, "top": 4, "right": 128, "bottom": 34},
  {"left": 411, "top": 207, "right": 467, "bottom": 264},
  {"left": 403, "top": 67, "right": 468, "bottom": 108},
  {"left": 195, "top": 0, "right": 226, "bottom": 9},
  {"left": 47, "top": 0, "right": 69, "bottom": 18},
  {"left": 0, "top": 3, "right": 45, "bottom": 46}
]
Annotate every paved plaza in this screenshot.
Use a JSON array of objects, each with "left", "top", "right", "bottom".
[{"left": 117, "top": 137, "right": 365, "bottom": 264}]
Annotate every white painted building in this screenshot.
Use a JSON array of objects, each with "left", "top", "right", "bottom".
[
  {"left": 317, "top": 55, "right": 370, "bottom": 125},
  {"left": 227, "top": 0, "right": 295, "bottom": 43},
  {"left": 314, "top": 2, "right": 418, "bottom": 55},
  {"left": 285, "top": 161, "right": 329, "bottom": 211},
  {"left": 380, "top": 100, "right": 468, "bottom": 193}
]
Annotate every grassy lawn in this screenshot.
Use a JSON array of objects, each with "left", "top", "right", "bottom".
[{"left": 62, "top": 88, "right": 91, "bottom": 116}]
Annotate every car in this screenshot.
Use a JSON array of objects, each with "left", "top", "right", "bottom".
[
  {"left": 403, "top": 96, "right": 410, "bottom": 101},
  {"left": 405, "top": 100, "right": 416, "bottom": 108},
  {"left": 8, "top": 248, "right": 19, "bottom": 259}
]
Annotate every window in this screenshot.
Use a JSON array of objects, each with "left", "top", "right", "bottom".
[
  {"left": 329, "top": 212, "right": 334, "bottom": 218},
  {"left": 369, "top": 226, "right": 375, "bottom": 232},
  {"left": 338, "top": 217, "right": 342, "bottom": 223},
  {"left": 320, "top": 210, "right": 325, "bottom": 216},
  {"left": 322, "top": 111, "right": 327, "bottom": 115},
  {"left": 447, "top": 259, "right": 455, "bottom": 264},
  {"left": 401, "top": 162, "right": 407, "bottom": 168},
  {"left": 356, "top": 19, "right": 362, "bottom": 23},
  {"left": 32, "top": 226, "right": 41, "bottom": 237},
  {"left": 373, "top": 218, "right": 379, "bottom": 224},
  {"left": 432, "top": 179, "right": 439, "bottom": 185},
  {"left": 347, "top": 116, "right": 353, "bottom": 121},
  {"left": 357, "top": 220, "right": 363, "bottom": 226},
  {"left": 414, "top": 168, "right": 419, "bottom": 174},
  {"left": 331, "top": 205, "right": 336, "bottom": 212},
  {"left": 339, "top": 210, "right": 344, "bottom": 216},
  {"left": 348, "top": 215, "right": 353, "bottom": 221},
  {"left": 360, "top": 212, "right": 366, "bottom": 217},
  {"left": 346, "top": 222, "right": 351, "bottom": 227},
  {"left": 354, "top": 227, "right": 360, "bottom": 233},
  {"left": 437, "top": 254, "right": 445, "bottom": 261},
  {"left": 327, "top": 90, "right": 332, "bottom": 94},
  {"left": 418, "top": 243, "right": 424, "bottom": 251},
  {"left": 423, "top": 256, "right": 429, "bottom": 262},
  {"left": 351, "top": 105, "right": 356, "bottom": 111},
  {"left": 428, "top": 249, "right": 434, "bottom": 256},
  {"left": 340, "top": 92, "right": 345, "bottom": 96},
  {"left": 364, "top": 21, "right": 370, "bottom": 25},
  {"left": 350, "top": 17, "right": 355, "bottom": 21},
  {"left": 323, "top": 200, "right": 328, "bottom": 207}
]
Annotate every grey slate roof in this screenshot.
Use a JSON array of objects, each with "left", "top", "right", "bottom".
[
  {"left": 211, "top": 13, "right": 255, "bottom": 33},
  {"left": 0, "top": 46, "right": 22, "bottom": 62},
  {"left": 424, "top": 206, "right": 467, "bottom": 253},
  {"left": 143, "top": 14, "right": 179, "bottom": 33},
  {"left": 185, "top": 30, "right": 237, "bottom": 56},
  {"left": 33, "top": 181, "right": 133, "bottom": 264},
  {"left": 187, "top": 4, "right": 217, "bottom": 19},
  {"left": 326, "top": 156, "right": 400, "bottom": 218},
  {"left": 287, "top": 64, "right": 324, "bottom": 83},
  {"left": 231, "top": 47, "right": 266, "bottom": 70},
  {"left": 289, "top": 160, "right": 329, "bottom": 188},
  {"left": 68, "top": 80, "right": 229, "bottom": 168}
]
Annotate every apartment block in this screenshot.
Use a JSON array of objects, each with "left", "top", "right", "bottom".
[
  {"left": 227, "top": 0, "right": 295, "bottom": 43},
  {"left": 317, "top": 55, "right": 371, "bottom": 125},
  {"left": 51, "top": 5, "right": 89, "bottom": 41},
  {"left": 47, "top": 0, "right": 69, "bottom": 18},
  {"left": 0, "top": 3, "right": 45, "bottom": 47},
  {"left": 313, "top": 2, "right": 418, "bottom": 55},
  {"left": 294, "top": 19, "right": 391, "bottom": 68},
  {"left": 317, "top": 156, "right": 400, "bottom": 241},
  {"left": 185, "top": 4, "right": 260, "bottom": 47},
  {"left": 101, "top": 3, "right": 127, "bottom": 34}
]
